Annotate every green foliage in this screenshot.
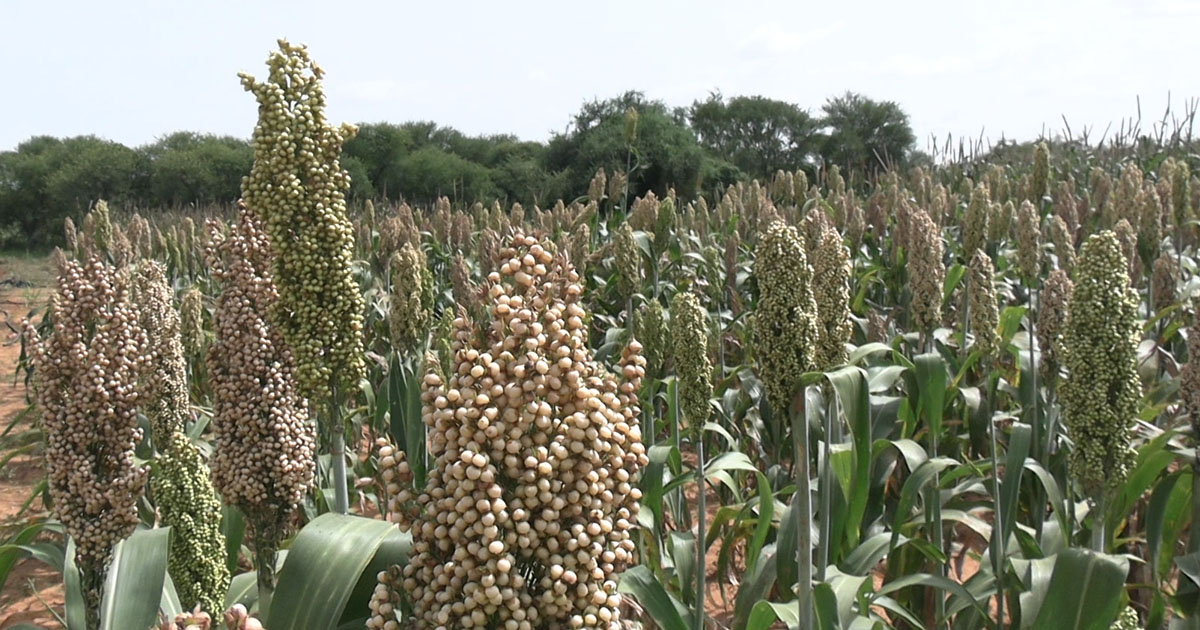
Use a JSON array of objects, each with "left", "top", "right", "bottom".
[
  {"left": 819, "top": 91, "right": 916, "bottom": 173},
  {"left": 688, "top": 92, "right": 820, "bottom": 177}
]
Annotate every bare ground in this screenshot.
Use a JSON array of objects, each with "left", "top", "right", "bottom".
[{"left": 0, "top": 264, "right": 59, "bottom": 629}]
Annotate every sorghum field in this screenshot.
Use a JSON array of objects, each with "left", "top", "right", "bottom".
[{"left": 2, "top": 41, "right": 1199, "bottom": 630}]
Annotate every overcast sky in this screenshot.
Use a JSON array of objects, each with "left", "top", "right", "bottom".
[{"left": 3, "top": 0, "right": 1198, "bottom": 153}]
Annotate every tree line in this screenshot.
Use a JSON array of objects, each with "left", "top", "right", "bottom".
[{"left": 0, "top": 90, "right": 917, "bottom": 246}]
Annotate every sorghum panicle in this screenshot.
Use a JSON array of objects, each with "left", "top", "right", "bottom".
[
  {"left": 962, "top": 182, "right": 991, "bottom": 259},
  {"left": 25, "top": 255, "right": 150, "bottom": 604},
  {"left": 752, "top": 222, "right": 820, "bottom": 410},
  {"left": 389, "top": 242, "right": 433, "bottom": 358},
  {"left": 968, "top": 250, "right": 1000, "bottom": 358},
  {"left": 399, "top": 233, "right": 647, "bottom": 630},
  {"left": 908, "top": 209, "right": 946, "bottom": 335},
  {"left": 238, "top": 40, "right": 366, "bottom": 402},
  {"left": 1016, "top": 200, "right": 1041, "bottom": 281},
  {"left": 671, "top": 291, "right": 713, "bottom": 428},
  {"left": 812, "top": 228, "right": 852, "bottom": 370},
  {"left": 206, "top": 209, "right": 316, "bottom": 533},
  {"left": 1037, "top": 269, "right": 1073, "bottom": 383},
  {"left": 1061, "top": 231, "right": 1140, "bottom": 499}
]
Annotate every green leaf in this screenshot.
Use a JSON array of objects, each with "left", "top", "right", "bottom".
[
  {"left": 221, "top": 504, "right": 246, "bottom": 576},
  {"left": 874, "top": 572, "right": 994, "bottom": 628},
  {"left": 999, "top": 423, "right": 1032, "bottom": 551},
  {"left": 745, "top": 471, "right": 774, "bottom": 574},
  {"left": 1146, "top": 470, "right": 1190, "bottom": 580},
  {"left": 64, "top": 538, "right": 86, "bottom": 630},
  {"left": 913, "top": 353, "right": 946, "bottom": 438},
  {"left": 669, "top": 532, "right": 696, "bottom": 604},
  {"left": 618, "top": 565, "right": 689, "bottom": 630},
  {"left": 270, "top": 514, "right": 411, "bottom": 630},
  {"left": 99, "top": 527, "right": 172, "bottom": 630},
  {"left": 733, "top": 545, "right": 779, "bottom": 630},
  {"left": 1030, "top": 549, "right": 1128, "bottom": 630},
  {"left": 826, "top": 366, "right": 871, "bottom": 554},
  {"left": 813, "top": 582, "right": 839, "bottom": 630}
]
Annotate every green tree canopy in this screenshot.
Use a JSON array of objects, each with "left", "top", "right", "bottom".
[
  {"left": 688, "top": 92, "right": 819, "bottom": 177},
  {"left": 819, "top": 91, "right": 916, "bottom": 174}
]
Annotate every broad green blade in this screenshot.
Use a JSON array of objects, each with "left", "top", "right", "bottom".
[
  {"left": 64, "top": 537, "right": 86, "bottom": 630},
  {"left": 617, "top": 565, "right": 689, "bottom": 630},
  {"left": 1030, "top": 548, "right": 1128, "bottom": 629},
  {"left": 269, "top": 513, "right": 410, "bottom": 630},
  {"left": 99, "top": 527, "right": 172, "bottom": 630}
]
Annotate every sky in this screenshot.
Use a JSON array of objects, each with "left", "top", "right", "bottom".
[{"left": 2, "top": 0, "right": 1198, "bottom": 154}]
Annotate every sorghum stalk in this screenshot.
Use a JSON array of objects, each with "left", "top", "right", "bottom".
[
  {"left": 670, "top": 291, "right": 711, "bottom": 630},
  {"left": 239, "top": 40, "right": 365, "bottom": 515},
  {"left": 25, "top": 255, "right": 150, "bottom": 629},
  {"left": 1061, "top": 232, "right": 1140, "bottom": 551},
  {"left": 752, "top": 222, "right": 819, "bottom": 627},
  {"left": 207, "top": 209, "right": 316, "bottom": 613},
  {"left": 811, "top": 227, "right": 851, "bottom": 581}
]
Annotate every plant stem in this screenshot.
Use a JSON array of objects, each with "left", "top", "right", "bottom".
[
  {"left": 695, "top": 432, "right": 707, "bottom": 630},
  {"left": 987, "top": 361, "right": 1005, "bottom": 630},
  {"left": 816, "top": 391, "right": 836, "bottom": 582},
  {"left": 330, "top": 380, "right": 349, "bottom": 515},
  {"left": 1188, "top": 462, "right": 1200, "bottom": 554},
  {"left": 924, "top": 332, "right": 946, "bottom": 627},
  {"left": 256, "top": 539, "right": 277, "bottom": 621},
  {"left": 792, "top": 392, "right": 813, "bottom": 629},
  {"left": 1092, "top": 495, "right": 1107, "bottom": 553}
]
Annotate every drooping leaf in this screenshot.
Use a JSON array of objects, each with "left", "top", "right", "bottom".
[
  {"left": 270, "top": 514, "right": 411, "bottom": 630},
  {"left": 99, "top": 527, "right": 173, "bottom": 630},
  {"left": 618, "top": 565, "right": 689, "bottom": 630},
  {"left": 1030, "top": 549, "right": 1128, "bottom": 630}
]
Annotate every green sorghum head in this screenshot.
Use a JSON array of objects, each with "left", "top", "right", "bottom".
[
  {"left": 588, "top": 168, "right": 607, "bottom": 204},
  {"left": 1181, "top": 302, "right": 1200, "bottom": 435},
  {"left": 989, "top": 200, "right": 1013, "bottom": 244},
  {"left": 1031, "top": 141, "right": 1050, "bottom": 202},
  {"left": 90, "top": 199, "right": 113, "bottom": 255},
  {"left": 239, "top": 40, "right": 366, "bottom": 403},
  {"left": 908, "top": 209, "right": 946, "bottom": 334},
  {"left": 1047, "top": 215, "right": 1076, "bottom": 274},
  {"left": 1061, "top": 231, "right": 1140, "bottom": 500},
  {"left": 752, "top": 222, "right": 820, "bottom": 410},
  {"left": 179, "top": 288, "right": 204, "bottom": 359},
  {"left": 968, "top": 250, "right": 999, "bottom": 359},
  {"left": 614, "top": 222, "right": 642, "bottom": 302},
  {"left": 1138, "top": 183, "right": 1162, "bottom": 265},
  {"left": 653, "top": 196, "right": 676, "bottom": 258},
  {"left": 1172, "top": 159, "right": 1192, "bottom": 228},
  {"left": 1037, "top": 269, "right": 1072, "bottom": 383},
  {"left": 671, "top": 291, "right": 712, "bottom": 429},
  {"left": 963, "top": 182, "right": 991, "bottom": 259},
  {"left": 389, "top": 242, "right": 432, "bottom": 358},
  {"left": 1113, "top": 219, "right": 1138, "bottom": 279},
  {"left": 150, "top": 432, "right": 229, "bottom": 613},
  {"left": 635, "top": 299, "right": 668, "bottom": 378},
  {"left": 812, "top": 228, "right": 852, "bottom": 370},
  {"left": 132, "top": 261, "right": 190, "bottom": 448},
  {"left": 1016, "top": 200, "right": 1041, "bottom": 281},
  {"left": 1151, "top": 253, "right": 1177, "bottom": 313}
]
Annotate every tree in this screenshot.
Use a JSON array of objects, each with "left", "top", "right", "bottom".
[
  {"left": 545, "top": 91, "right": 711, "bottom": 201},
  {"left": 688, "top": 93, "right": 819, "bottom": 177},
  {"left": 819, "top": 92, "right": 915, "bottom": 174}
]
